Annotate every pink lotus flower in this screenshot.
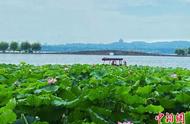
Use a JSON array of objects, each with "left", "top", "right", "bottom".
[{"left": 47, "top": 78, "right": 57, "bottom": 84}]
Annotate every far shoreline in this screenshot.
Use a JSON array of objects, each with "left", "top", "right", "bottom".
[{"left": 0, "top": 50, "right": 187, "bottom": 57}]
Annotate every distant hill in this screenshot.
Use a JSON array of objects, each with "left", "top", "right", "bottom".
[
  {"left": 42, "top": 41, "right": 190, "bottom": 54},
  {"left": 64, "top": 50, "right": 168, "bottom": 56}
]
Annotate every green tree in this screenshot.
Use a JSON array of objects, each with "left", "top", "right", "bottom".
[
  {"left": 21, "top": 42, "right": 31, "bottom": 53},
  {"left": 0, "top": 41, "right": 9, "bottom": 53},
  {"left": 175, "top": 49, "right": 185, "bottom": 56},
  {"left": 31, "top": 43, "right": 41, "bottom": 52},
  {"left": 10, "top": 42, "right": 18, "bottom": 52}
]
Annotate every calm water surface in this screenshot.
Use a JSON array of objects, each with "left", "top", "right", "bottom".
[{"left": 0, "top": 54, "right": 190, "bottom": 69}]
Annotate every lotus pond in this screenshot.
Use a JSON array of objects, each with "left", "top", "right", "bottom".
[{"left": 0, "top": 63, "right": 190, "bottom": 124}]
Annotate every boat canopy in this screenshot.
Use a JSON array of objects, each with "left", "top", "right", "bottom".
[{"left": 102, "top": 57, "right": 123, "bottom": 61}]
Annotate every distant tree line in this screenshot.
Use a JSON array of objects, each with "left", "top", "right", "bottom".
[
  {"left": 0, "top": 41, "right": 41, "bottom": 53},
  {"left": 175, "top": 48, "right": 190, "bottom": 56}
]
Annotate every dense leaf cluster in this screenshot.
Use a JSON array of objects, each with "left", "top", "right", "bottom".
[{"left": 0, "top": 63, "right": 190, "bottom": 124}]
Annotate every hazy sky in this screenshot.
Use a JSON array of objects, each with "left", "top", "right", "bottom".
[{"left": 0, "top": 0, "right": 190, "bottom": 44}]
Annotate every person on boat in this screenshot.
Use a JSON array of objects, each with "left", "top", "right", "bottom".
[
  {"left": 123, "top": 60, "right": 127, "bottom": 66},
  {"left": 111, "top": 60, "right": 116, "bottom": 65}
]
